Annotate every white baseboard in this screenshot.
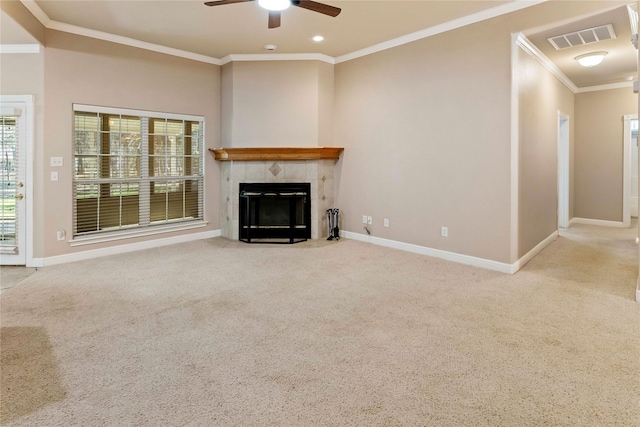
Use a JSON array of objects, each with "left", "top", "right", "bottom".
[
  {"left": 341, "top": 230, "right": 558, "bottom": 275},
  {"left": 570, "top": 217, "right": 626, "bottom": 228},
  {"left": 341, "top": 231, "right": 514, "bottom": 273},
  {"left": 32, "top": 229, "right": 222, "bottom": 267},
  {"left": 510, "top": 230, "right": 558, "bottom": 273}
]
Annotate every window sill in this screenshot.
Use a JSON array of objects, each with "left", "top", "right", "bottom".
[{"left": 68, "top": 220, "right": 209, "bottom": 247}]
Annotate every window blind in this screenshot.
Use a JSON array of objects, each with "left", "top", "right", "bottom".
[{"left": 72, "top": 105, "right": 204, "bottom": 238}]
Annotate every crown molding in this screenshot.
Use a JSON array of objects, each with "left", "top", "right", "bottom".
[
  {"left": 220, "top": 53, "right": 335, "bottom": 65},
  {"left": 335, "top": 0, "right": 548, "bottom": 64},
  {"left": 48, "top": 20, "right": 222, "bottom": 65},
  {"left": 0, "top": 44, "right": 41, "bottom": 54},
  {"left": 19, "top": 0, "right": 221, "bottom": 65},
  {"left": 19, "top": 0, "right": 51, "bottom": 26},
  {"left": 515, "top": 33, "right": 633, "bottom": 94},
  {"left": 515, "top": 33, "right": 578, "bottom": 93},
  {"left": 19, "top": 0, "right": 548, "bottom": 67},
  {"left": 576, "top": 81, "right": 634, "bottom": 93}
]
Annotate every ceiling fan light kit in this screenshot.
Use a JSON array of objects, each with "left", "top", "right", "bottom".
[
  {"left": 575, "top": 51, "right": 608, "bottom": 67},
  {"left": 258, "top": 0, "right": 290, "bottom": 11},
  {"left": 204, "top": 0, "right": 341, "bottom": 29}
]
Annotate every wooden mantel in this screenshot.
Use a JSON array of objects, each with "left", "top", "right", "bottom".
[{"left": 209, "top": 147, "right": 344, "bottom": 161}]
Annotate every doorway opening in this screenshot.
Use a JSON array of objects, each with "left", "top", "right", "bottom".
[
  {"left": 623, "top": 114, "right": 638, "bottom": 227},
  {"left": 558, "top": 111, "right": 570, "bottom": 229}
]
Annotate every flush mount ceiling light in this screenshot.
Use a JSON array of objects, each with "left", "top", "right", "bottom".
[
  {"left": 575, "top": 51, "right": 608, "bottom": 67},
  {"left": 258, "top": 0, "right": 290, "bottom": 11},
  {"left": 312, "top": 35, "right": 324, "bottom": 42}
]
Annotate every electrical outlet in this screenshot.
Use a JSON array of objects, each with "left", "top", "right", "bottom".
[
  {"left": 384, "top": 218, "right": 389, "bottom": 228},
  {"left": 367, "top": 216, "right": 373, "bottom": 225},
  {"left": 362, "top": 215, "right": 368, "bottom": 224},
  {"left": 441, "top": 226, "right": 448, "bottom": 237}
]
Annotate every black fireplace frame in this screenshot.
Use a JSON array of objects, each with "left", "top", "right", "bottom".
[{"left": 239, "top": 182, "right": 311, "bottom": 244}]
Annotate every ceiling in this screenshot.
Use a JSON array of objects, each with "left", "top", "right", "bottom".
[{"left": 2, "top": 0, "right": 638, "bottom": 89}]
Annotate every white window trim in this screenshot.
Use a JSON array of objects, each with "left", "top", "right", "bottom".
[
  {"left": 72, "top": 104, "right": 205, "bottom": 240},
  {"left": 73, "top": 104, "right": 203, "bottom": 123},
  {"left": 68, "top": 219, "right": 208, "bottom": 247}
]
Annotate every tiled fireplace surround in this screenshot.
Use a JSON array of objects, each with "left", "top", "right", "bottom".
[{"left": 214, "top": 148, "right": 343, "bottom": 241}]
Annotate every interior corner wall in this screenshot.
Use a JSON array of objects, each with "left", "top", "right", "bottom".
[
  {"left": 574, "top": 87, "right": 638, "bottom": 222},
  {"left": 0, "top": 0, "right": 45, "bottom": 45},
  {"left": 221, "top": 60, "right": 332, "bottom": 147},
  {"left": 317, "top": 61, "right": 334, "bottom": 146},
  {"left": 333, "top": 17, "right": 514, "bottom": 264},
  {"left": 517, "top": 47, "right": 574, "bottom": 258},
  {"left": 43, "top": 29, "right": 221, "bottom": 258},
  {"left": 221, "top": 62, "right": 234, "bottom": 147}
]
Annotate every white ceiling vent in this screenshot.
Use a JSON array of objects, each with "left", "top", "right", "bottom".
[{"left": 547, "top": 24, "right": 616, "bottom": 50}]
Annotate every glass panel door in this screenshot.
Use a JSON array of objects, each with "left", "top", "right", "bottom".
[{"left": 0, "top": 104, "right": 26, "bottom": 265}]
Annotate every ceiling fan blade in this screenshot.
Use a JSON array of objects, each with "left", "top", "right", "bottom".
[
  {"left": 268, "top": 11, "right": 281, "bottom": 28},
  {"left": 204, "top": 0, "right": 253, "bottom": 6},
  {"left": 292, "top": 1, "right": 341, "bottom": 17}
]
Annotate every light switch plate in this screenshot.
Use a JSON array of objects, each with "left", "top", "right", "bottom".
[{"left": 50, "top": 157, "right": 63, "bottom": 167}]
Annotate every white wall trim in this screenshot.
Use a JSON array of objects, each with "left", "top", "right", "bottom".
[
  {"left": 32, "top": 229, "right": 222, "bottom": 267},
  {"left": 0, "top": 44, "right": 41, "bottom": 54},
  {"left": 342, "top": 229, "right": 558, "bottom": 275},
  {"left": 511, "top": 230, "right": 558, "bottom": 273},
  {"left": 510, "top": 33, "right": 520, "bottom": 263},
  {"left": 576, "top": 81, "right": 634, "bottom": 93},
  {"left": 0, "top": 95, "right": 35, "bottom": 268},
  {"left": 558, "top": 111, "right": 570, "bottom": 229},
  {"left": 19, "top": 1, "right": 220, "bottom": 65},
  {"left": 68, "top": 221, "right": 209, "bottom": 247},
  {"left": 341, "top": 231, "right": 514, "bottom": 274},
  {"left": 220, "top": 53, "right": 335, "bottom": 65},
  {"left": 19, "top": 0, "right": 51, "bottom": 26},
  {"left": 636, "top": 275, "right": 640, "bottom": 302},
  {"left": 515, "top": 33, "right": 578, "bottom": 93},
  {"left": 623, "top": 114, "right": 637, "bottom": 227},
  {"left": 47, "top": 20, "right": 221, "bottom": 65},
  {"left": 335, "top": 1, "right": 547, "bottom": 64},
  {"left": 20, "top": 0, "right": 546, "bottom": 67},
  {"left": 569, "top": 217, "right": 627, "bottom": 228}
]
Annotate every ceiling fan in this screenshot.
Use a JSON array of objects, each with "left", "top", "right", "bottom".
[{"left": 204, "top": 0, "right": 341, "bottom": 29}]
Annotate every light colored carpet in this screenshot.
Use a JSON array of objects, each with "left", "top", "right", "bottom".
[{"left": 1, "top": 224, "right": 639, "bottom": 426}]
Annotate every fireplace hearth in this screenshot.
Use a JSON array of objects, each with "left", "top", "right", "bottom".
[{"left": 239, "top": 183, "right": 311, "bottom": 243}]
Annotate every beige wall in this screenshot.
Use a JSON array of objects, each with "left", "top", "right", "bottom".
[
  {"left": 517, "top": 47, "right": 575, "bottom": 258},
  {"left": 220, "top": 60, "right": 333, "bottom": 147},
  {"left": 575, "top": 88, "right": 637, "bottom": 222},
  {"left": 43, "top": 30, "right": 221, "bottom": 257},
  {"left": 0, "top": 51, "right": 46, "bottom": 258},
  {"left": 334, "top": 18, "right": 513, "bottom": 263}
]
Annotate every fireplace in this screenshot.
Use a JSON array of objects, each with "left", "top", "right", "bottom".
[
  {"left": 239, "top": 183, "right": 311, "bottom": 243},
  {"left": 212, "top": 147, "right": 344, "bottom": 241}
]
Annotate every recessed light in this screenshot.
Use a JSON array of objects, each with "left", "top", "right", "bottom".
[
  {"left": 264, "top": 44, "right": 277, "bottom": 51},
  {"left": 312, "top": 35, "right": 324, "bottom": 42}
]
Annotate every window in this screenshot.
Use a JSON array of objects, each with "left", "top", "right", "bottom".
[{"left": 73, "top": 105, "right": 204, "bottom": 239}]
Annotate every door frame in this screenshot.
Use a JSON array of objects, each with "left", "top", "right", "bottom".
[
  {"left": 558, "top": 111, "right": 570, "bottom": 229},
  {"left": 0, "top": 95, "right": 34, "bottom": 266},
  {"left": 623, "top": 114, "right": 637, "bottom": 227}
]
